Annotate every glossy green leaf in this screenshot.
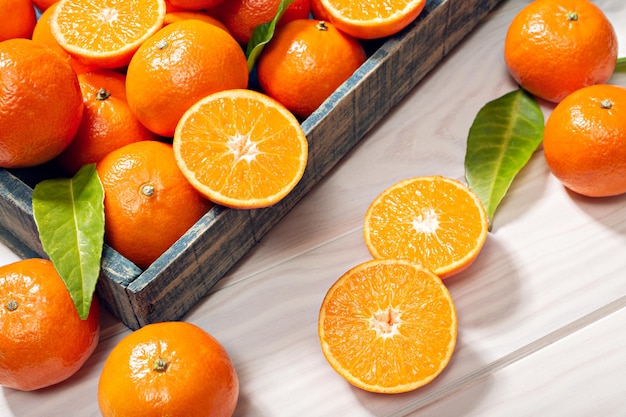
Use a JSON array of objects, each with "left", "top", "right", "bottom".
[
  {"left": 464, "top": 89, "right": 544, "bottom": 228},
  {"left": 616, "top": 57, "right": 626, "bottom": 73},
  {"left": 245, "top": 0, "right": 296, "bottom": 72},
  {"left": 32, "top": 164, "right": 105, "bottom": 319}
]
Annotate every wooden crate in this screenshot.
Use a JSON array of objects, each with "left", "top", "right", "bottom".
[{"left": 0, "top": 0, "right": 505, "bottom": 330}]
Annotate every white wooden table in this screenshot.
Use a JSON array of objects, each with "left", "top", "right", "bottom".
[{"left": 2, "top": 0, "right": 626, "bottom": 415}]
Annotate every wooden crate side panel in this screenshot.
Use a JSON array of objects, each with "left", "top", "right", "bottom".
[
  {"left": 95, "top": 246, "right": 143, "bottom": 330},
  {"left": 0, "top": 170, "right": 143, "bottom": 328},
  {"left": 0, "top": 170, "right": 45, "bottom": 256},
  {"left": 124, "top": 206, "right": 257, "bottom": 328}
]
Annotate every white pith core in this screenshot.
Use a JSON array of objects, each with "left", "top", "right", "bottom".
[
  {"left": 412, "top": 208, "right": 440, "bottom": 234},
  {"left": 371, "top": 308, "right": 401, "bottom": 337},
  {"left": 98, "top": 8, "right": 119, "bottom": 24},
  {"left": 228, "top": 133, "right": 260, "bottom": 163}
]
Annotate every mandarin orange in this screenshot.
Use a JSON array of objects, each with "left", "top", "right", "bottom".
[
  {"left": 363, "top": 176, "right": 488, "bottom": 279},
  {"left": 0, "top": 39, "right": 84, "bottom": 168},
  {"left": 98, "top": 321, "right": 238, "bottom": 417},
  {"left": 257, "top": 19, "right": 367, "bottom": 118},
  {"left": 0, "top": 258, "right": 100, "bottom": 391},
  {"left": 209, "top": 0, "right": 311, "bottom": 45},
  {"left": 504, "top": 0, "right": 618, "bottom": 103},
  {"left": 320, "top": 0, "right": 425, "bottom": 39},
  {"left": 126, "top": 19, "right": 248, "bottom": 137},
  {"left": 318, "top": 258, "right": 457, "bottom": 393},
  {"left": 543, "top": 84, "right": 626, "bottom": 197},
  {"left": 173, "top": 89, "right": 308, "bottom": 209},
  {"left": 56, "top": 70, "right": 159, "bottom": 174},
  {"left": 0, "top": 0, "right": 36, "bottom": 41},
  {"left": 51, "top": 0, "right": 166, "bottom": 69},
  {"left": 96, "top": 141, "right": 213, "bottom": 269}
]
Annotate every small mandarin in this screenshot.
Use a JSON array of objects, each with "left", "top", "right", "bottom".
[
  {"left": 126, "top": 19, "right": 248, "bottom": 137},
  {"left": 0, "top": 39, "right": 84, "bottom": 168},
  {"left": 504, "top": 0, "right": 618, "bottom": 103},
  {"left": 96, "top": 141, "right": 213, "bottom": 269},
  {"left": 0, "top": 0, "right": 37, "bottom": 41},
  {"left": 56, "top": 70, "right": 159, "bottom": 174},
  {"left": 257, "top": 19, "right": 367, "bottom": 119},
  {"left": 0, "top": 258, "right": 100, "bottom": 391},
  {"left": 543, "top": 84, "right": 626, "bottom": 197},
  {"left": 98, "top": 321, "right": 238, "bottom": 417},
  {"left": 209, "top": 0, "right": 311, "bottom": 45}
]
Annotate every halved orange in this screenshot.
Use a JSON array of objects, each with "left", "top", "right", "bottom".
[
  {"left": 363, "top": 176, "right": 488, "bottom": 278},
  {"left": 318, "top": 258, "right": 457, "bottom": 393},
  {"left": 50, "top": 0, "right": 166, "bottom": 69},
  {"left": 173, "top": 89, "right": 308, "bottom": 209},
  {"left": 319, "top": 0, "right": 426, "bottom": 39}
]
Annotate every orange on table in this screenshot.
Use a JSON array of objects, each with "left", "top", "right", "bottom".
[
  {"left": 0, "top": 258, "right": 100, "bottom": 391},
  {"left": 0, "top": 38, "right": 84, "bottom": 168},
  {"left": 504, "top": 0, "right": 618, "bottom": 103},
  {"left": 173, "top": 89, "right": 308, "bottom": 209},
  {"left": 320, "top": 0, "right": 426, "bottom": 39},
  {"left": 257, "top": 19, "right": 367, "bottom": 119},
  {"left": 0, "top": 0, "right": 36, "bottom": 41},
  {"left": 96, "top": 140, "right": 213, "bottom": 269},
  {"left": 50, "top": 0, "right": 167, "bottom": 69},
  {"left": 31, "top": 3, "right": 99, "bottom": 75},
  {"left": 543, "top": 84, "right": 626, "bottom": 197},
  {"left": 56, "top": 70, "right": 159, "bottom": 175},
  {"left": 163, "top": 10, "right": 229, "bottom": 32},
  {"left": 209, "top": 0, "right": 311, "bottom": 45},
  {"left": 125, "top": 19, "right": 248, "bottom": 137},
  {"left": 363, "top": 176, "right": 488, "bottom": 279},
  {"left": 318, "top": 258, "right": 457, "bottom": 393},
  {"left": 98, "top": 321, "right": 238, "bottom": 417},
  {"left": 167, "top": 0, "right": 224, "bottom": 10}
]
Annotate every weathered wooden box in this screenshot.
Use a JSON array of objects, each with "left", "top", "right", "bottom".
[{"left": 0, "top": 0, "right": 504, "bottom": 330}]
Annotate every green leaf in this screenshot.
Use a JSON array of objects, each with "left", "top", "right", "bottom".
[
  {"left": 32, "top": 164, "right": 105, "bottom": 319},
  {"left": 245, "top": 0, "right": 296, "bottom": 72},
  {"left": 616, "top": 57, "right": 626, "bottom": 73},
  {"left": 464, "top": 89, "right": 544, "bottom": 228}
]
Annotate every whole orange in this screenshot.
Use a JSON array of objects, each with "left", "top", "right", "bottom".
[
  {"left": 0, "top": 0, "right": 36, "bottom": 41},
  {"left": 56, "top": 70, "right": 159, "bottom": 174},
  {"left": 0, "top": 258, "right": 100, "bottom": 391},
  {"left": 257, "top": 19, "right": 367, "bottom": 118},
  {"left": 0, "top": 38, "right": 84, "bottom": 168},
  {"left": 126, "top": 19, "right": 249, "bottom": 137},
  {"left": 209, "top": 0, "right": 311, "bottom": 45},
  {"left": 98, "top": 321, "right": 239, "bottom": 417},
  {"left": 96, "top": 140, "right": 213, "bottom": 269},
  {"left": 543, "top": 84, "right": 626, "bottom": 197},
  {"left": 504, "top": 0, "right": 618, "bottom": 103}
]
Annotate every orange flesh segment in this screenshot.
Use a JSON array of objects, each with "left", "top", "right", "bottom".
[
  {"left": 319, "top": 259, "right": 457, "bottom": 393},
  {"left": 173, "top": 89, "right": 308, "bottom": 209}
]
